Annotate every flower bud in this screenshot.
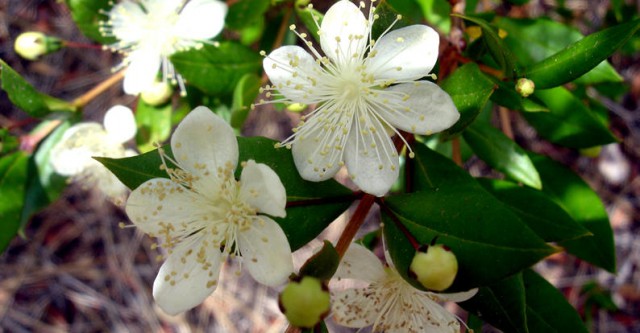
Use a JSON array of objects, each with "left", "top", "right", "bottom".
[
  {"left": 286, "top": 103, "right": 307, "bottom": 112},
  {"left": 515, "top": 78, "right": 535, "bottom": 98},
  {"left": 14, "top": 31, "right": 62, "bottom": 60},
  {"left": 409, "top": 244, "right": 458, "bottom": 291},
  {"left": 140, "top": 80, "right": 173, "bottom": 106},
  {"left": 279, "top": 276, "right": 331, "bottom": 328}
]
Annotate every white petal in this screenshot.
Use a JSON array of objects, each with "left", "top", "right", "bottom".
[
  {"left": 291, "top": 118, "right": 343, "bottom": 182},
  {"left": 319, "top": 0, "right": 368, "bottom": 64},
  {"left": 334, "top": 243, "right": 386, "bottom": 283},
  {"left": 263, "top": 45, "right": 323, "bottom": 104},
  {"left": 331, "top": 288, "right": 378, "bottom": 328},
  {"left": 377, "top": 81, "right": 459, "bottom": 135},
  {"left": 436, "top": 288, "right": 479, "bottom": 303},
  {"left": 50, "top": 123, "right": 107, "bottom": 176},
  {"left": 239, "top": 160, "right": 286, "bottom": 218},
  {"left": 238, "top": 216, "right": 293, "bottom": 286},
  {"left": 125, "top": 178, "right": 207, "bottom": 236},
  {"left": 343, "top": 116, "right": 399, "bottom": 196},
  {"left": 103, "top": 105, "right": 136, "bottom": 143},
  {"left": 171, "top": 106, "right": 238, "bottom": 177},
  {"left": 153, "top": 238, "right": 222, "bottom": 315},
  {"left": 90, "top": 163, "right": 129, "bottom": 198},
  {"left": 175, "top": 0, "right": 227, "bottom": 40},
  {"left": 123, "top": 49, "right": 161, "bottom": 95},
  {"left": 367, "top": 25, "right": 440, "bottom": 81}
]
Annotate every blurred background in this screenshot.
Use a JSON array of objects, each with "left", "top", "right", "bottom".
[{"left": 0, "top": 0, "right": 639, "bottom": 332}]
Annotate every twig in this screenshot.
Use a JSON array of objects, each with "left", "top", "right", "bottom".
[{"left": 71, "top": 70, "right": 125, "bottom": 108}]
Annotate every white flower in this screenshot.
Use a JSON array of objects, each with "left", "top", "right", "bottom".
[
  {"left": 262, "top": 0, "right": 459, "bottom": 196},
  {"left": 51, "top": 105, "right": 137, "bottom": 198},
  {"left": 101, "top": 0, "right": 227, "bottom": 95},
  {"left": 331, "top": 243, "right": 477, "bottom": 333},
  {"left": 125, "top": 106, "right": 293, "bottom": 315}
]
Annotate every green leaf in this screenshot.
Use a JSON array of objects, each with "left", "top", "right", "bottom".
[
  {"left": 478, "top": 178, "right": 591, "bottom": 242},
  {"left": 371, "top": 0, "right": 409, "bottom": 40},
  {"left": 231, "top": 73, "right": 262, "bottom": 129},
  {"left": 487, "top": 75, "right": 548, "bottom": 112},
  {"left": 295, "top": 0, "right": 324, "bottom": 43},
  {"left": 531, "top": 154, "right": 615, "bottom": 272},
  {"left": 463, "top": 121, "right": 541, "bottom": 189},
  {"left": 0, "top": 152, "right": 28, "bottom": 252},
  {"left": 525, "top": 19, "right": 640, "bottom": 89},
  {"left": 99, "top": 137, "right": 353, "bottom": 251},
  {"left": 495, "top": 17, "right": 623, "bottom": 85},
  {"left": 455, "top": 14, "right": 519, "bottom": 78},
  {"left": 20, "top": 121, "right": 70, "bottom": 231},
  {"left": 387, "top": 144, "right": 555, "bottom": 290},
  {"left": 523, "top": 269, "right": 589, "bottom": 332},
  {"left": 0, "top": 60, "right": 76, "bottom": 117},
  {"left": 523, "top": 86, "right": 617, "bottom": 149},
  {"left": 460, "top": 273, "right": 528, "bottom": 333},
  {"left": 65, "top": 0, "right": 114, "bottom": 44},
  {"left": 383, "top": 188, "right": 555, "bottom": 291},
  {"left": 440, "top": 63, "right": 496, "bottom": 139},
  {"left": 226, "top": 0, "right": 270, "bottom": 30},
  {"left": 135, "top": 99, "right": 172, "bottom": 153},
  {"left": 298, "top": 240, "right": 340, "bottom": 280},
  {"left": 171, "top": 42, "right": 262, "bottom": 95},
  {"left": 415, "top": 0, "right": 451, "bottom": 33}
]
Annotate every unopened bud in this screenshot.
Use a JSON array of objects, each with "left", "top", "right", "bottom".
[
  {"left": 279, "top": 276, "right": 330, "bottom": 328},
  {"left": 409, "top": 244, "right": 458, "bottom": 291},
  {"left": 140, "top": 80, "right": 173, "bottom": 106},
  {"left": 515, "top": 78, "right": 535, "bottom": 98},
  {"left": 14, "top": 31, "right": 62, "bottom": 60},
  {"left": 286, "top": 103, "right": 307, "bottom": 112}
]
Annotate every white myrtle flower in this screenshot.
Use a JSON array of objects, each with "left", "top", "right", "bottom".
[
  {"left": 51, "top": 105, "right": 137, "bottom": 199},
  {"left": 262, "top": 0, "right": 460, "bottom": 196},
  {"left": 331, "top": 243, "right": 477, "bottom": 333},
  {"left": 100, "top": 0, "right": 227, "bottom": 95},
  {"left": 125, "top": 106, "right": 293, "bottom": 315}
]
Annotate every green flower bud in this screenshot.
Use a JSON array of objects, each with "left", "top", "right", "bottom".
[
  {"left": 286, "top": 103, "right": 307, "bottom": 112},
  {"left": 140, "top": 80, "right": 173, "bottom": 106},
  {"left": 409, "top": 244, "right": 458, "bottom": 291},
  {"left": 279, "top": 276, "right": 331, "bottom": 328},
  {"left": 14, "top": 31, "right": 62, "bottom": 60},
  {"left": 515, "top": 78, "right": 535, "bottom": 98}
]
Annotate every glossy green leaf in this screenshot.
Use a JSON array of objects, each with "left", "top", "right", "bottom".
[
  {"left": 20, "top": 121, "right": 70, "bottom": 230},
  {"left": 231, "top": 73, "right": 262, "bottom": 129},
  {"left": 383, "top": 188, "right": 555, "bottom": 291},
  {"left": 0, "top": 60, "right": 76, "bottom": 117},
  {"left": 65, "top": 0, "right": 113, "bottom": 44},
  {"left": 455, "top": 14, "right": 519, "bottom": 78},
  {"left": 171, "top": 42, "right": 262, "bottom": 95},
  {"left": 487, "top": 75, "right": 548, "bottom": 112},
  {"left": 135, "top": 99, "right": 172, "bottom": 153},
  {"left": 387, "top": 144, "right": 555, "bottom": 291},
  {"left": 531, "top": 154, "right": 615, "bottom": 272},
  {"left": 385, "top": 0, "right": 424, "bottom": 24},
  {"left": 0, "top": 129, "right": 19, "bottom": 154},
  {"left": 478, "top": 178, "right": 591, "bottom": 242},
  {"left": 523, "top": 269, "right": 589, "bottom": 332},
  {"left": 460, "top": 273, "right": 528, "bottom": 333},
  {"left": 463, "top": 121, "right": 541, "bottom": 189},
  {"left": 99, "top": 137, "right": 353, "bottom": 251},
  {"left": 495, "top": 17, "right": 622, "bottom": 85},
  {"left": 525, "top": 19, "right": 640, "bottom": 89},
  {"left": 226, "top": 0, "right": 270, "bottom": 30},
  {"left": 0, "top": 152, "right": 28, "bottom": 252},
  {"left": 295, "top": 0, "right": 324, "bottom": 43},
  {"left": 523, "top": 86, "right": 617, "bottom": 149},
  {"left": 298, "top": 240, "right": 340, "bottom": 281},
  {"left": 441, "top": 63, "right": 496, "bottom": 139},
  {"left": 416, "top": 0, "right": 451, "bottom": 33}
]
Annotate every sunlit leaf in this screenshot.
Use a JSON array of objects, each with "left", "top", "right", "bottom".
[
  {"left": 65, "top": 0, "right": 114, "bottom": 44},
  {"left": 231, "top": 73, "right": 261, "bottom": 129},
  {"left": 0, "top": 152, "right": 28, "bottom": 252},
  {"left": 135, "top": 99, "right": 172, "bottom": 153}
]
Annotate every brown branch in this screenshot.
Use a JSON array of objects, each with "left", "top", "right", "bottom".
[{"left": 71, "top": 70, "right": 125, "bottom": 109}]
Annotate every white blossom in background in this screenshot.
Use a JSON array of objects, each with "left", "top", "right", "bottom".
[
  {"left": 125, "top": 107, "right": 293, "bottom": 315},
  {"left": 51, "top": 105, "right": 137, "bottom": 199},
  {"left": 100, "top": 0, "right": 227, "bottom": 95},
  {"left": 331, "top": 243, "right": 477, "bottom": 333},
  {"left": 262, "top": 0, "right": 459, "bottom": 196}
]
